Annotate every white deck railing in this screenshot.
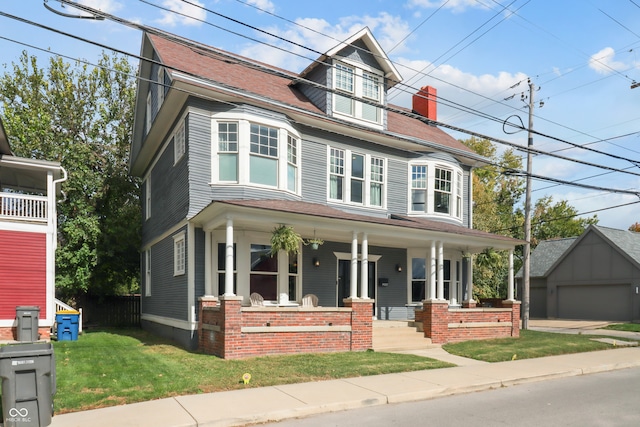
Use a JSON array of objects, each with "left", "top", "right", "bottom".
[
  {"left": 0, "top": 193, "right": 48, "bottom": 222},
  {"left": 54, "top": 298, "right": 83, "bottom": 334}
]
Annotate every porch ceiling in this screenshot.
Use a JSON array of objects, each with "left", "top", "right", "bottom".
[
  {"left": 0, "top": 156, "right": 63, "bottom": 193},
  {"left": 190, "top": 199, "right": 523, "bottom": 253}
]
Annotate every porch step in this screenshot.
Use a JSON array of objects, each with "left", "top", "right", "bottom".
[{"left": 372, "top": 321, "right": 435, "bottom": 351}]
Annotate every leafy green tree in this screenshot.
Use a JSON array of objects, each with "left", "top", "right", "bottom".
[
  {"left": 0, "top": 52, "right": 140, "bottom": 299},
  {"left": 530, "top": 196, "right": 597, "bottom": 246}
]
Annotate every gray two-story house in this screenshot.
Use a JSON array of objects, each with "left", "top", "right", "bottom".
[{"left": 130, "top": 27, "right": 521, "bottom": 349}]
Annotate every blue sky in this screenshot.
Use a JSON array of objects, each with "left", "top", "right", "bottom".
[{"left": 1, "top": 0, "right": 639, "bottom": 229}]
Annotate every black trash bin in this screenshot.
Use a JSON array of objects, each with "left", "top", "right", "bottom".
[
  {"left": 0, "top": 342, "right": 55, "bottom": 427},
  {"left": 15, "top": 306, "right": 40, "bottom": 342}
]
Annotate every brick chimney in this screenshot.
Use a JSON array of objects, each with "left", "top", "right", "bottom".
[{"left": 412, "top": 86, "right": 437, "bottom": 121}]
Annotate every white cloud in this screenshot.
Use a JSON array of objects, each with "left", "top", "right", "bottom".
[
  {"left": 240, "top": 13, "right": 412, "bottom": 71},
  {"left": 407, "top": 0, "right": 489, "bottom": 13},
  {"left": 156, "top": 0, "right": 206, "bottom": 27},
  {"left": 246, "top": 0, "right": 276, "bottom": 13},
  {"left": 588, "top": 47, "right": 627, "bottom": 75}
]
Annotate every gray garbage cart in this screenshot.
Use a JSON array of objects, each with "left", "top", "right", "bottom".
[
  {"left": 15, "top": 306, "right": 40, "bottom": 342},
  {"left": 0, "top": 342, "right": 55, "bottom": 427}
]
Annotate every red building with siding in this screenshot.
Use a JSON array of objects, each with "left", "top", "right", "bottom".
[{"left": 0, "top": 118, "right": 66, "bottom": 341}]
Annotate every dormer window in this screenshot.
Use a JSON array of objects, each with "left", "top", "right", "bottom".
[{"left": 332, "top": 60, "right": 383, "bottom": 126}]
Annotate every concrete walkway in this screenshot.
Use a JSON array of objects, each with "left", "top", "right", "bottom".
[{"left": 46, "top": 320, "right": 640, "bottom": 427}]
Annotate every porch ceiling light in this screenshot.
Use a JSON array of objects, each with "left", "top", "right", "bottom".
[
  {"left": 313, "top": 258, "right": 320, "bottom": 267},
  {"left": 395, "top": 264, "right": 402, "bottom": 272}
]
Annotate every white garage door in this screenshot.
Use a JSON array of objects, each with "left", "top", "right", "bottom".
[{"left": 557, "top": 284, "right": 631, "bottom": 321}]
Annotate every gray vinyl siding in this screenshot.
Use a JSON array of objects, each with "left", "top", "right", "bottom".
[
  {"left": 302, "top": 241, "right": 409, "bottom": 318},
  {"left": 463, "top": 168, "right": 471, "bottom": 228},
  {"left": 300, "top": 137, "right": 327, "bottom": 204},
  {"left": 386, "top": 158, "right": 407, "bottom": 215},
  {"left": 143, "top": 117, "right": 189, "bottom": 244},
  {"left": 144, "top": 52, "right": 170, "bottom": 139},
  {"left": 186, "top": 110, "right": 212, "bottom": 218},
  {"left": 336, "top": 39, "right": 379, "bottom": 70},
  {"left": 297, "top": 62, "right": 329, "bottom": 113},
  {"left": 143, "top": 227, "right": 189, "bottom": 320}
]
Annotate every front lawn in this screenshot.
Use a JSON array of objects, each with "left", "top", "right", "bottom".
[
  {"left": 601, "top": 323, "right": 640, "bottom": 333},
  {"left": 50, "top": 328, "right": 451, "bottom": 414},
  {"left": 443, "top": 329, "right": 614, "bottom": 362}
]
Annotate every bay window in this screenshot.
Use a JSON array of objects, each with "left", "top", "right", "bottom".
[
  {"left": 434, "top": 168, "right": 452, "bottom": 214},
  {"left": 409, "top": 162, "right": 463, "bottom": 221},
  {"left": 212, "top": 117, "right": 300, "bottom": 194}
]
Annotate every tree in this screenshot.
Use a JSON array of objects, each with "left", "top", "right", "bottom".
[
  {"left": 0, "top": 52, "right": 140, "bottom": 299},
  {"left": 461, "top": 137, "right": 597, "bottom": 299},
  {"left": 629, "top": 222, "right": 640, "bottom": 232}
]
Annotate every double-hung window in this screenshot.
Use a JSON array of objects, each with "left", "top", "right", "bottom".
[
  {"left": 249, "top": 123, "right": 278, "bottom": 186},
  {"left": 411, "top": 165, "right": 427, "bottom": 212},
  {"left": 329, "top": 148, "right": 345, "bottom": 201},
  {"left": 456, "top": 171, "right": 463, "bottom": 218},
  {"left": 173, "top": 232, "right": 185, "bottom": 276},
  {"left": 287, "top": 135, "right": 298, "bottom": 192},
  {"left": 370, "top": 157, "right": 384, "bottom": 207},
  {"left": 174, "top": 120, "right": 185, "bottom": 163},
  {"left": 145, "top": 249, "right": 151, "bottom": 296},
  {"left": 145, "top": 177, "right": 151, "bottom": 220},
  {"left": 329, "top": 148, "right": 385, "bottom": 207},
  {"left": 434, "top": 168, "right": 452, "bottom": 214},
  {"left": 217, "top": 122, "right": 238, "bottom": 181},
  {"left": 157, "top": 67, "right": 165, "bottom": 107},
  {"left": 333, "top": 61, "right": 383, "bottom": 125}
]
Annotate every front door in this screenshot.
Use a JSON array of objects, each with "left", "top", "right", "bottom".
[{"left": 337, "top": 260, "right": 376, "bottom": 312}]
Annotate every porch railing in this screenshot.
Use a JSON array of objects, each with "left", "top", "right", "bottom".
[
  {"left": 0, "top": 193, "right": 48, "bottom": 222},
  {"left": 54, "top": 298, "right": 83, "bottom": 334}
]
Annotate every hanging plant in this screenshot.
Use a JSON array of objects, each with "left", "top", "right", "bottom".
[
  {"left": 305, "top": 238, "right": 324, "bottom": 250},
  {"left": 270, "top": 225, "right": 303, "bottom": 256}
]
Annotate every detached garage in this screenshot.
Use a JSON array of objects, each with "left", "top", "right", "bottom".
[{"left": 517, "top": 225, "right": 640, "bottom": 322}]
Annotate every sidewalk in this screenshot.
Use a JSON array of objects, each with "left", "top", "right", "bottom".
[{"left": 49, "top": 345, "right": 640, "bottom": 427}]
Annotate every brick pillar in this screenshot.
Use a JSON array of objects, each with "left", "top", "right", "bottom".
[
  {"left": 423, "top": 300, "right": 449, "bottom": 344},
  {"left": 462, "top": 300, "right": 477, "bottom": 308},
  {"left": 502, "top": 300, "right": 521, "bottom": 337},
  {"left": 344, "top": 298, "right": 373, "bottom": 351},
  {"left": 220, "top": 296, "right": 243, "bottom": 359},
  {"left": 198, "top": 296, "right": 218, "bottom": 351}
]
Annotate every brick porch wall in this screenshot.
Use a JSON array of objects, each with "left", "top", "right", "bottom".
[
  {"left": 0, "top": 326, "right": 51, "bottom": 341},
  {"left": 420, "top": 300, "right": 521, "bottom": 344},
  {"left": 199, "top": 296, "right": 374, "bottom": 359}
]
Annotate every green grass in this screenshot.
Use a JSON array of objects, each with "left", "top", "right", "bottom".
[
  {"left": 443, "top": 329, "right": 614, "bottom": 362},
  {"left": 601, "top": 323, "right": 640, "bottom": 332},
  {"left": 50, "top": 328, "right": 452, "bottom": 414}
]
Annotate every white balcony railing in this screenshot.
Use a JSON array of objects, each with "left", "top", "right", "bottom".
[{"left": 0, "top": 193, "right": 48, "bottom": 222}]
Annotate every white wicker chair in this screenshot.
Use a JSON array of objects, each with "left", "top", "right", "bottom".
[
  {"left": 302, "top": 294, "right": 319, "bottom": 307},
  {"left": 250, "top": 292, "right": 264, "bottom": 306}
]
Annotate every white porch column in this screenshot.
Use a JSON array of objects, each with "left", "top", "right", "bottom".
[
  {"left": 429, "top": 241, "right": 436, "bottom": 300},
  {"left": 360, "top": 233, "right": 369, "bottom": 299},
  {"left": 437, "top": 241, "right": 444, "bottom": 300},
  {"left": 224, "top": 218, "right": 235, "bottom": 296},
  {"left": 204, "top": 231, "right": 212, "bottom": 295},
  {"left": 466, "top": 255, "right": 474, "bottom": 303},
  {"left": 507, "top": 249, "right": 515, "bottom": 301},
  {"left": 350, "top": 232, "right": 359, "bottom": 299},
  {"left": 450, "top": 259, "right": 458, "bottom": 305}
]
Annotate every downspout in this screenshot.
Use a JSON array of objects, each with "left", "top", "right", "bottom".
[{"left": 51, "top": 166, "right": 68, "bottom": 251}]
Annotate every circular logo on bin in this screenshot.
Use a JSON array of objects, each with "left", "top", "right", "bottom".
[{"left": 9, "top": 407, "right": 29, "bottom": 417}]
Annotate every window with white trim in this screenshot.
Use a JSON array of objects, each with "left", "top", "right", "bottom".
[
  {"left": 217, "top": 122, "right": 238, "bottom": 181},
  {"left": 409, "top": 162, "right": 463, "bottom": 220},
  {"left": 145, "top": 249, "right": 151, "bottom": 296},
  {"left": 434, "top": 167, "right": 452, "bottom": 214},
  {"left": 332, "top": 61, "right": 383, "bottom": 125},
  {"left": 411, "top": 165, "right": 427, "bottom": 212},
  {"left": 157, "top": 67, "right": 165, "bottom": 107},
  {"left": 173, "top": 232, "right": 185, "bottom": 276},
  {"left": 217, "top": 243, "right": 237, "bottom": 295},
  {"left": 145, "top": 177, "right": 151, "bottom": 220},
  {"left": 249, "top": 123, "right": 279, "bottom": 186},
  {"left": 145, "top": 92, "right": 152, "bottom": 133},
  {"left": 287, "top": 135, "right": 298, "bottom": 192},
  {"left": 328, "top": 147, "right": 385, "bottom": 208},
  {"left": 174, "top": 120, "right": 185, "bottom": 163}
]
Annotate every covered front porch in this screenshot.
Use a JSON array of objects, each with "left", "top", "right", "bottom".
[{"left": 192, "top": 200, "right": 522, "bottom": 358}]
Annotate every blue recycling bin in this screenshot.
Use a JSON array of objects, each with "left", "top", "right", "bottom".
[{"left": 55, "top": 311, "right": 79, "bottom": 341}]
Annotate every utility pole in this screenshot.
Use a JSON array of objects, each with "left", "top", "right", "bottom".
[{"left": 522, "top": 78, "right": 535, "bottom": 330}]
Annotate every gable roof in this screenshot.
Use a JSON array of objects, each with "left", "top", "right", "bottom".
[
  {"left": 516, "top": 237, "right": 576, "bottom": 278},
  {"left": 517, "top": 225, "right": 640, "bottom": 279},
  {"left": 298, "top": 27, "right": 402, "bottom": 88},
  {"left": 132, "top": 31, "right": 483, "bottom": 175}
]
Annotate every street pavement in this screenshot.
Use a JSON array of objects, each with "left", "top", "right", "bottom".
[{"left": 41, "top": 320, "right": 640, "bottom": 427}]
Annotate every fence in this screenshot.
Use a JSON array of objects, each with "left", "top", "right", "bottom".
[{"left": 79, "top": 295, "right": 141, "bottom": 327}]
